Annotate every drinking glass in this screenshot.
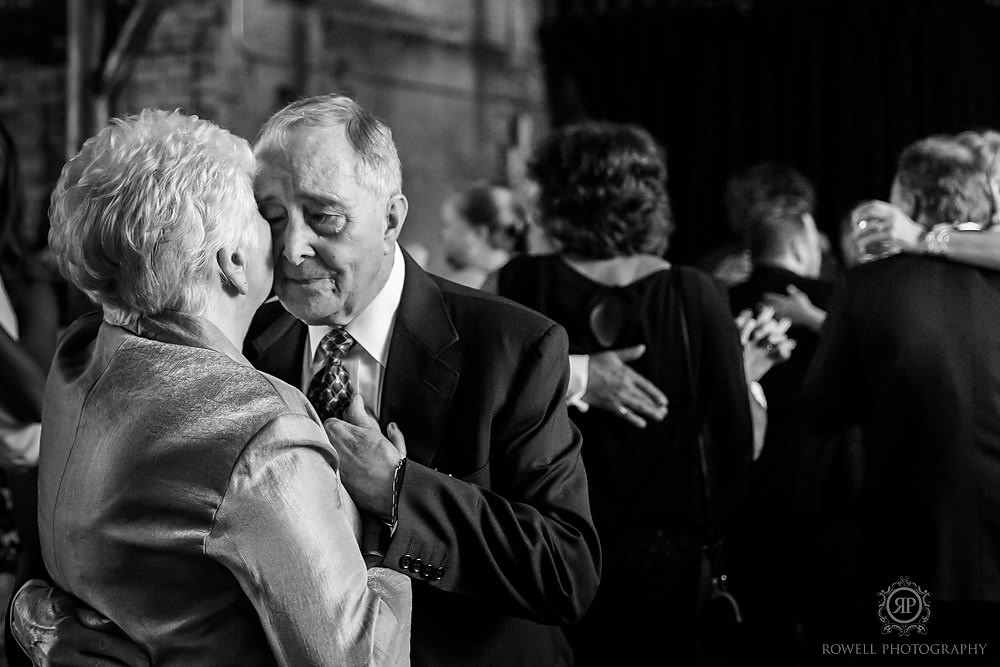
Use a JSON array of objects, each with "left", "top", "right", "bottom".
[{"left": 854, "top": 218, "right": 901, "bottom": 263}]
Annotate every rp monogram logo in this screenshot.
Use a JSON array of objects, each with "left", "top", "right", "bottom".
[
  {"left": 893, "top": 596, "right": 916, "bottom": 616},
  {"left": 878, "top": 577, "right": 931, "bottom": 636}
]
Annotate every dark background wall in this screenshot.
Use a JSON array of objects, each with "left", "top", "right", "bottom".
[
  {"left": 6, "top": 0, "right": 1000, "bottom": 267},
  {"left": 540, "top": 0, "right": 1000, "bottom": 263}
]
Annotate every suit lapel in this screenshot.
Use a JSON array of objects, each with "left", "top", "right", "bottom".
[
  {"left": 244, "top": 300, "right": 306, "bottom": 387},
  {"left": 380, "top": 253, "right": 459, "bottom": 467}
]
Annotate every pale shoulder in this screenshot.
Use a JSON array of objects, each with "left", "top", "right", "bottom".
[{"left": 561, "top": 253, "right": 671, "bottom": 286}]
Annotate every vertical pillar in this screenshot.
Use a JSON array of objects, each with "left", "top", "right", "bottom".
[
  {"left": 472, "top": 0, "right": 489, "bottom": 155},
  {"left": 66, "top": 0, "right": 105, "bottom": 157}
]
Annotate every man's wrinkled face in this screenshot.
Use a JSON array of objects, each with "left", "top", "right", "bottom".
[{"left": 254, "top": 125, "right": 394, "bottom": 326}]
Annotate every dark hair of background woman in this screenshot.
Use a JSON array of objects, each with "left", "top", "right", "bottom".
[{"left": 527, "top": 121, "right": 673, "bottom": 259}]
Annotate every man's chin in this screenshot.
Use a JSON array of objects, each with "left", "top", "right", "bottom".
[{"left": 275, "top": 289, "right": 347, "bottom": 326}]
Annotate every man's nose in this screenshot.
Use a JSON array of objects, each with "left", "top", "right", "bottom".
[{"left": 279, "top": 213, "right": 316, "bottom": 266}]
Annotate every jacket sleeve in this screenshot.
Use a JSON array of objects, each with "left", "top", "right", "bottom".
[
  {"left": 206, "top": 414, "right": 411, "bottom": 667},
  {"left": 382, "top": 323, "right": 601, "bottom": 625}
]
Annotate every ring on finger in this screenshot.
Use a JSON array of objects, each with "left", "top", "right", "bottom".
[{"left": 616, "top": 405, "right": 630, "bottom": 417}]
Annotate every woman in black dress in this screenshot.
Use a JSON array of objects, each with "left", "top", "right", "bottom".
[{"left": 497, "top": 122, "right": 755, "bottom": 665}]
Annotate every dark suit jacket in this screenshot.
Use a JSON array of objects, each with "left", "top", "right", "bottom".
[
  {"left": 246, "top": 253, "right": 601, "bottom": 666},
  {"left": 806, "top": 254, "right": 1000, "bottom": 603}
]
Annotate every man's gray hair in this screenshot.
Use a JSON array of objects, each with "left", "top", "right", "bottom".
[{"left": 254, "top": 94, "right": 402, "bottom": 197}]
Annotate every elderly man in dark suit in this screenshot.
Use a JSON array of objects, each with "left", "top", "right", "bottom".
[
  {"left": 9, "top": 95, "right": 600, "bottom": 667},
  {"left": 806, "top": 134, "right": 1000, "bottom": 640}
]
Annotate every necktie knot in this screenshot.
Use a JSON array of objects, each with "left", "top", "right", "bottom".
[{"left": 320, "top": 328, "right": 355, "bottom": 362}]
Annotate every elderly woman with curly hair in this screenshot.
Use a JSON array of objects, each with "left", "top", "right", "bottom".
[
  {"left": 495, "top": 122, "right": 769, "bottom": 665},
  {"left": 13, "top": 110, "right": 410, "bottom": 666}
]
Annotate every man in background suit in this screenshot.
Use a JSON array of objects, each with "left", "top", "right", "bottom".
[
  {"left": 9, "top": 95, "right": 600, "bottom": 666},
  {"left": 806, "top": 135, "right": 1000, "bottom": 640},
  {"left": 729, "top": 201, "right": 856, "bottom": 662}
]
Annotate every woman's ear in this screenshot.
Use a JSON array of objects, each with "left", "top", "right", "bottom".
[{"left": 217, "top": 247, "right": 249, "bottom": 295}]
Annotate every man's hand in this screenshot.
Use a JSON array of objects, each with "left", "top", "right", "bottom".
[
  {"left": 0, "top": 422, "right": 40, "bottom": 472},
  {"left": 850, "top": 199, "right": 923, "bottom": 255},
  {"left": 585, "top": 345, "right": 668, "bottom": 429},
  {"left": 324, "top": 395, "right": 406, "bottom": 522},
  {"left": 762, "top": 285, "right": 826, "bottom": 332},
  {"left": 11, "top": 579, "right": 149, "bottom": 667}
]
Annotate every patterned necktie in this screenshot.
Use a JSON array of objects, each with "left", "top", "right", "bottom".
[{"left": 307, "top": 328, "right": 356, "bottom": 421}]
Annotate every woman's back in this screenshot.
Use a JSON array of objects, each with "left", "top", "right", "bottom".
[
  {"left": 498, "top": 252, "right": 752, "bottom": 666},
  {"left": 38, "top": 313, "right": 386, "bottom": 666},
  {"left": 497, "top": 253, "right": 751, "bottom": 534}
]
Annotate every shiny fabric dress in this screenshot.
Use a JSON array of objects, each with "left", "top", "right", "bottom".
[
  {"left": 497, "top": 254, "right": 753, "bottom": 666},
  {"left": 37, "top": 311, "right": 410, "bottom": 666}
]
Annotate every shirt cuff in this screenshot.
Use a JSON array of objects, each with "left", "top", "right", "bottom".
[
  {"left": 748, "top": 380, "right": 768, "bottom": 411},
  {"left": 566, "top": 354, "right": 590, "bottom": 413}
]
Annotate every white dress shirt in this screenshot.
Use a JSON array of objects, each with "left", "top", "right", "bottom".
[{"left": 301, "top": 244, "right": 406, "bottom": 420}]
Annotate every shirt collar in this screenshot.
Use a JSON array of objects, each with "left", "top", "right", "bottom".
[{"left": 307, "top": 244, "right": 406, "bottom": 366}]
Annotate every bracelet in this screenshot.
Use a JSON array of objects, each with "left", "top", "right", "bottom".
[{"left": 921, "top": 224, "right": 952, "bottom": 256}]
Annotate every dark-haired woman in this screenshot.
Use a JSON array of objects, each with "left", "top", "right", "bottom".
[{"left": 496, "top": 122, "right": 761, "bottom": 665}]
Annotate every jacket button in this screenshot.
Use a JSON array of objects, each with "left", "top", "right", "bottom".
[
  {"left": 432, "top": 568, "right": 444, "bottom": 581},
  {"left": 420, "top": 564, "right": 434, "bottom": 578},
  {"left": 410, "top": 557, "right": 423, "bottom": 574},
  {"left": 399, "top": 555, "right": 411, "bottom": 570}
]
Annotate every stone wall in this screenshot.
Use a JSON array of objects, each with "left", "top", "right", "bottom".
[
  {"left": 0, "top": 62, "right": 65, "bottom": 249},
  {"left": 0, "top": 0, "right": 546, "bottom": 272}
]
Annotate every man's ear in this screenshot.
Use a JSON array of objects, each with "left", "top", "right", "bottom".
[
  {"left": 383, "top": 194, "right": 408, "bottom": 247},
  {"left": 217, "top": 247, "right": 249, "bottom": 295},
  {"left": 788, "top": 235, "right": 808, "bottom": 266}
]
